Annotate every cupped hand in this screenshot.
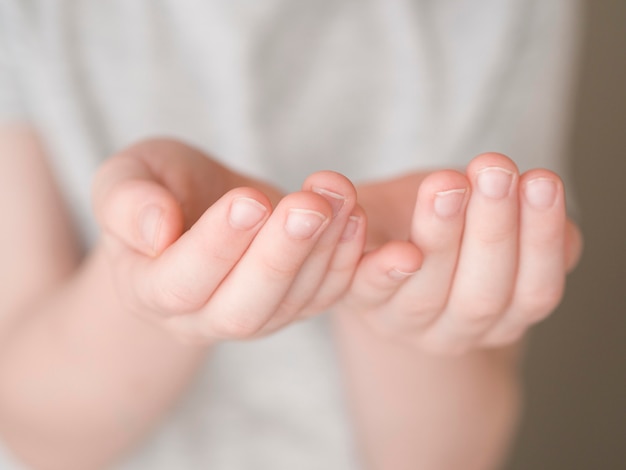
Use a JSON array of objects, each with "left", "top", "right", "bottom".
[
  {"left": 92, "top": 138, "right": 366, "bottom": 345},
  {"left": 337, "top": 153, "right": 583, "bottom": 355}
]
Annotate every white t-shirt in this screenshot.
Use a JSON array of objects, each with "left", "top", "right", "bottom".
[{"left": 0, "top": 1, "right": 582, "bottom": 468}]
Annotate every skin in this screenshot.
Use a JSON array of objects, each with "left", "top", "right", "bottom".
[
  {"left": 340, "top": 155, "right": 582, "bottom": 352},
  {"left": 333, "top": 157, "right": 582, "bottom": 469},
  {"left": 0, "top": 129, "right": 582, "bottom": 470},
  {"left": 0, "top": 132, "right": 366, "bottom": 469},
  {"left": 93, "top": 138, "right": 367, "bottom": 342}
]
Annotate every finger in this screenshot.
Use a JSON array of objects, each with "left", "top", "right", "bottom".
[
  {"left": 342, "top": 240, "right": 423, "bottom": 320},
  {"left": 114, "top": 139, "right": 239, "bottom": 224},
  {"left": 93, "top": 138, "right": 249, "bottom": 257},
  {"left": 93, "top": 153, "right": 185, "bottom": 256},
  {"left": 167, "top": 191, "right": 333, "bottom": 340},
  {"left": 127, "top": 187, "right": 271, "bottom": 316},
  {"left": 388, "top": 170, "right": 469, "bottom": 327},
  {"left": 260, "top": 171, "right": 360, "bottom": 330},
  {"left": 298, "top": 206, "right": 367, "bottom": 318},
  {"left": 482, "top": 170, "right": 567, "bottom": 345},
  {"left": 421, "top": 153, "right": 520, "bottom": 354},
  {"left": 565, "top": 218, "right": 583, "bottom": 273},
  {"left": 274, "top": 171, "right": 358, "bottom": 322}
]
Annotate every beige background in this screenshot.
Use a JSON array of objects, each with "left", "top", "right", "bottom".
[{"left": 506, "top": 2, "right": 626, "bottom": 469}]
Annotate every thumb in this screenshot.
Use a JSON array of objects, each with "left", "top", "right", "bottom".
[
  {"left": 92, "top": 145, "right": 185, "bottom": 257},
  {"left": 93, "top": 138, "right": 280, "bottom": 257}
]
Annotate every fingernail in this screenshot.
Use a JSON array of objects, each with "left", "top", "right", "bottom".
[
  {"left": 312, "top": 187, "right": 346, "bottom": 218},
  {"left": 388, "top": 268, "right": 418, "bottom": 281},
  {"left": 525, "top": 178, "right": 557, "bottom": 209},
  {"left": 229, "top": 197, "right": 268, "bottom": 230},
  {"left": 285, "top": 209, "right": 327, "bottom": 239},
  {"left": 434, "top": 188, "right": 466, "bottom": 218},
  {"left": 341, "top": 215, "right": 360, "bottom": 242},
  {"left": 139, "top": 205, "right": 163, "bottom": 251},
  {"left": 476, "top": 167, "right": 514, "bottom": 199}
]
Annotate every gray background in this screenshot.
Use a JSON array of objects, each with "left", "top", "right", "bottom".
[{"left": 507, "top": 2, "right": 626, "bottom": 469}]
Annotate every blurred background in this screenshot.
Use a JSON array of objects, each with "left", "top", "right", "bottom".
[{"left": 507, "top": 1, "right": 626, "bottom": 469}]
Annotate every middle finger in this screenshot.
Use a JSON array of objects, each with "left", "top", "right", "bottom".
[{"left": 421, "top": 153, "right": 520, "bottom": 353}]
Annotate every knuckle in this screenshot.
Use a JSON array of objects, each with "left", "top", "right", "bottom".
[
  {"left": 407, "top": 299, "right": 446, "bottom": 319},
  {"left": 518, "top": 285, "right": 565, "bottom": 322},
  {"left": 458, "top": 298, "right": 507, "bottom": 323},
  {"left": 276, "top": 297, "right": 306, "bottom": 318},
  {"left": 308, "top": 292, "right": 340, "bottom": 314},
  {"left": 261, "top": 258, "right": 301, "bottom": 282},
  {"left": 210, "top": 249, "right": 238, "bottom": 266},
  {"left": 310, "top": 280, "right": 351, "bottom": 312},
  {"left": 306, "top": 293, "right": 334, "bottom": 313},
  {"left": 154, "top": 284, "right": 205, "bottom": 314},
  {"left": 211, "top": 314, "right": 263, "bottom": 340},
  {"left": 328, "top": 261, "right": 357, "bottom": 280},
  {"left": 405, "top": 311, "right": 439, "bottom": 328},
  {"left": 477, "top": 223, "right": 516, "bottom": 245}
]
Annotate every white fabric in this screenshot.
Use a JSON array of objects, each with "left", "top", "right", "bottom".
[{"left": 0, "top": 1, "right": 582, "bottom": 468}]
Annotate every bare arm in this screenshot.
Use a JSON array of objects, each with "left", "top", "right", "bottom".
[
  {"left": 0, "top": 124, "right": 79, "bottom": 338},
  {"left": 334, "top": 313, "right": 521, "bottom": 470},
  {"left": 0, "top": 133, "right": 365, "bottom": 469},
  {"left": 0, "top": 126, "right": 207, "bottom": 469}
]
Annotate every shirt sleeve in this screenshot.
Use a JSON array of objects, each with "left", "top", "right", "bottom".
[
  {"left": 0, "top": 8, "right": 28, "bottom": 469},
  {"left": 0, "top": 9, "right": 27, "bottom": 122},
  {"left": 485, "top": 0, "right": 583, "bottom": 218},
  {"left": 0, "top": 443, "right": 24, "bottom": 470},
  {"left": 490, "top": 1, "right": 581, "bottom": 164},
  {"left": 438, "top": 0, "right": 583, "bottom": 218}
]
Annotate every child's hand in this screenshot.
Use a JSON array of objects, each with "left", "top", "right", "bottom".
[
  {"left": 93, "top": 139, "right": 365, "bottom": 345},
  {"left": 338, "top": 153, "right": 583, "bottom": 355}
]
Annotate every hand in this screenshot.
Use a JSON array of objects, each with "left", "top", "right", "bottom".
[
  {"left": 93, "top": 138, "right": 366, "bottom": 345},
  {"left": 337, "top": 153, "right": 583, "bottom": 355}
]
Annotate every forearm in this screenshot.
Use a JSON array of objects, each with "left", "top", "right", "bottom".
[
  {"left": 333, "top": 311, "right": 522, "bottom": 470},
  {"left": 0, "top": 245, "right": 207, "bottom": 470}
]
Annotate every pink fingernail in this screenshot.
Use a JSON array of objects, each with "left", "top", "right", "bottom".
[
  {"left": 341, "top": 215, "right": 361, "bottom": 242},
  {"left": 139, "top": 205, "right": 163, "bottom": 251},
  {"left": 229, "top": 197, "right": 268, "bottom": 230},
  {"left": 434, "top": 188, "right": 466, "bottom": 218},
  {"left": 476, "top": 167, "right": 514, "bottom": 199},
  {"left": 312, "top": 187, "right": 346, "bottom": 218},
  {"left": 388, "top": 268, "right": 418, "bottom": 280},
  {"left": 525, "top": 178, "right": 557, "bottom": 209},
  {"left": 285, "top": 209, "right": 327, "bottom": 239}
]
